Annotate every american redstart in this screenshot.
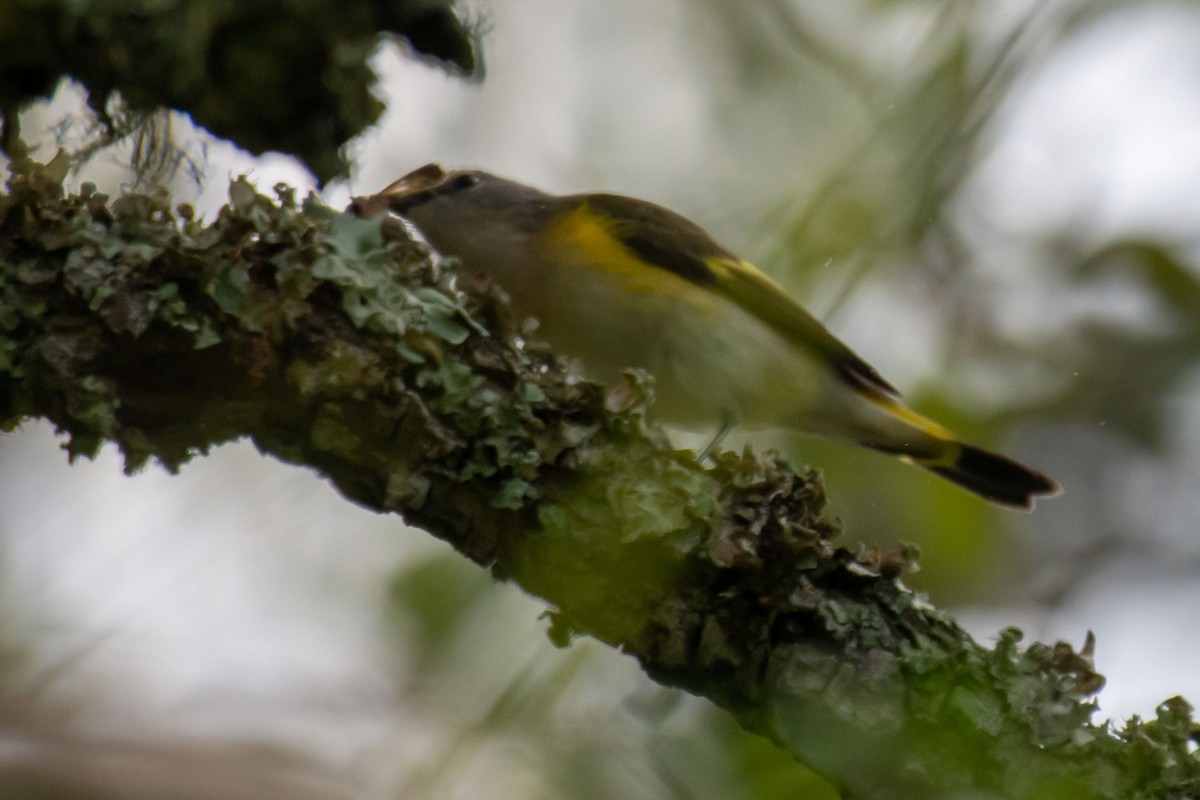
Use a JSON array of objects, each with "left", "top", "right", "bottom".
[{"left": 353, "top": 163, "right": 1060, "bottom": 509}]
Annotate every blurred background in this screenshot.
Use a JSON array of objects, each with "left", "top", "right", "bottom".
[{"left": 4, "top": 0, "right": 1200, "bottom": 797}]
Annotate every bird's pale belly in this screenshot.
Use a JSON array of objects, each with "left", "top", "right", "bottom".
[{"left": 498, "top": 260, "right": 827, "bottom": 432}]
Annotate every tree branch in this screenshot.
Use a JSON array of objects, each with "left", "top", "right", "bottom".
[
  {"left": 0, "top": 1, "right": 477, "bottom": 181},
  {"left": 1, "top": 158, "right": 1196, "bottom": 799}
]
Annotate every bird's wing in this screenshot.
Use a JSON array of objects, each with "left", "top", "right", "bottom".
[
  {"left": 575, "top": 193, "right": 899, "bottom": 399},
  {"left": 704, "top": 256, "right": 899, "bottom": 398}
]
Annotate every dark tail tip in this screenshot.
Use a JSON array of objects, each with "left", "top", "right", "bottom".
[{"left": 925, "top": 444, "right": 1062, "bottom": 510}]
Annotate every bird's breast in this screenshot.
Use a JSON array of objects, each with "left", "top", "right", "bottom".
[{"left": 480, "top": 243, "right": 824, "bottom": 430}]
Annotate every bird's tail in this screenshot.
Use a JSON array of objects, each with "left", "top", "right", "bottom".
[
  {"left": 910, "top": 441, "right": 1061, "bottom": 510},
  {"left": 858, "top": 399, "right": 1061, "bottom": 510}
]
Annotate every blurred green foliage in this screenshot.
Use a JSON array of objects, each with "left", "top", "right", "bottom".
[
  {"left": 386, "top": 549, "right": 843, "bottom": 800},
  {"left": 684, "top": 1, "right": 1200, "bottom": 598}
]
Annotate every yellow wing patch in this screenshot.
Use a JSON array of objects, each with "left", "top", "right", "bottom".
[{"left": 545, "top": 204, "right": 715, "bottom": 299}]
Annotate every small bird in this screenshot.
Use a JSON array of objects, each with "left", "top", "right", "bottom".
[{"left": 363, "top": 163, "right": 1060, "bottom": 509}]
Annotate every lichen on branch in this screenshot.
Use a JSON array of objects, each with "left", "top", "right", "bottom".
[
  {"left": 0, "top": 0, "right": 478, "bottom": 181},
  {"left": 0, "top": 156, "right": 1195, "bottom": 800}
]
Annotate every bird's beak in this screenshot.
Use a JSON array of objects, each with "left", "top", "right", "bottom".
[
  {"left": 348, "top": 163, "right": 447, "bottom": 218},
  {"left": 379, "top": 163, "right": 448, "bottom": 198}
]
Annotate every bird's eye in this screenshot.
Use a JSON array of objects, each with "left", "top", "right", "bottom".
[{"left": 448, "top": 173, "right": 480, "bottom": 191}]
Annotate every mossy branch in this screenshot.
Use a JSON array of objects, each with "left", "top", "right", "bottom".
[
  {"left": 1, "top": 158, "right": 1196, "bottom": 800},
  {"left": 0, "top": 1, "right": 477, "bottom": 182}
]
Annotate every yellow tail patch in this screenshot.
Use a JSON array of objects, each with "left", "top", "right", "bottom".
[{"left": 869, "top": 395, "right": 957, "bottom": 462}]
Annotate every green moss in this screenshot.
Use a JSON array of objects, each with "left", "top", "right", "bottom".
[{"left": 0, "top": 2, "right": 477, "bottom": 180}]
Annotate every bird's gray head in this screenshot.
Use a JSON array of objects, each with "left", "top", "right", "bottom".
[{"left": 376, "top": 163, "right": 555, "bottom": 261}]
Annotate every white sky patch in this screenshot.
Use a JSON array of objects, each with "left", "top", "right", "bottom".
[{"left": 973, "top": 3, "right": 1200, "bottom": 244}]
